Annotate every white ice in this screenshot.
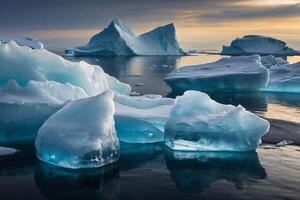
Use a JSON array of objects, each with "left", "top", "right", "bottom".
[
  {"left": 165, "top": 90, "right": 270, "bottom": 152},
  {"left": 221, "top": 35, "right": 300, "bottom": 56},
  {"left": 0, "top": 37, "right": 44, "bottom": 49},
  {"left": 165, "top": 55, "right": 269, "bottom": 92},
  {"left": 35, "top": 91, "right": 119, "bottom": 169},
  {"left": 65, "top": 18, "right": 186, "bottom": 56}
]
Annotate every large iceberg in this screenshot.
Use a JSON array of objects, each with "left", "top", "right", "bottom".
[
  {"left": 165, "top": 91, "right": 270, "bottom": 152},
  {"left": 0, "top": 42, "right": 130, "bottom": 140},
  {"left": 65, "top": 18, "right": 186, "bottom": 56},
  {"left": 221, "top": 35, "right": 300, "bottom": 56},
  {"left": 35, "top": 91, "right": 119, "bottom": 169},
  {"left": 0, "top": 41, "right": 131, "bottom": 95},
  {"left": 0, "top": 37, "right": 43, "bottom": 49},
  {"left": 114, "top": 94, "right": 174, "bottom": 143},
  {"left": 165, "top": 55, "right": 269, "bottom": 92}
]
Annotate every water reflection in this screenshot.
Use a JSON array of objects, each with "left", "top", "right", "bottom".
[
  {"left": 119, "top": 142, "right": 163, "bottom": 171},
  {"left": 35, "top": 162, "right": 120, "bottom": 200},
  {"left": 164, "top": 149, "right": 267, "bottom": 193}
]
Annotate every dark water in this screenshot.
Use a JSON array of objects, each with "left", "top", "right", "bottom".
[{"left": 1, "top": 54, "right": 300, "bottom": 200}]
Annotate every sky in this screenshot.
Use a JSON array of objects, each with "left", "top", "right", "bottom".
[{"left": 1, "top": 0, "right": 300, "bottom": 50}]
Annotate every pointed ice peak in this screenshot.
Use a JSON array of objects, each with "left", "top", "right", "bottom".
[{"left": 108, "top": 18, "right": 135, "bottom": 36}]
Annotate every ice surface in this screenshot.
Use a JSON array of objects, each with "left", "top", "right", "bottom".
[
  {"left": 222, "top": 35, "right": 300, "bottom": 56},
  {"left": 165, "top": 55, "right": 269, "bottom": 92},
  {"left": 35, "top": 91, "right": 119, "bottom": 169},
  {"left": 114, "top": 94, "right": 174, "bottom": 143},
  {"left": 165, "top": 90, "right": 270, "bottom": 151},
  {"left": 0, "top": 147, "right": 18, "bottom": 156},
  {"left": 261, "top": 55, "right": 289, "bottom": 69},
  {"left": 0, "top": 37, "right": 44, "bottom": 49},
  {"left": 65, "top": 18, "right": 186, "bottom": 56},
  {"left": 262, "top": 61, "right": 300, "bottom": 93},
  {"left": 0, "top": 41, "right": 131, "bottom": 95}
]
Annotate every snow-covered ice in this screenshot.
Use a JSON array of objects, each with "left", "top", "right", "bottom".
[
  {"left": 0, "top": 41, "right": 131, "bottom": 96},
  {"left": 65, "top": 18, "right": 186, "bottom": 56},
  {"left": 165, "top": 90, "right": 270, "bottom": 152},
  {"left": 0, "top": 37, "right": 44, "bottom": 49},
  {"left": 35, "top": 91, "right": 119, "bottom": 169},
  {"left": 114, "top": 94, "right": 174, "bottom": 143},
  {"left": 222, "top": 35, "right": 300, "bottom": 56},
  {"left": 165, "top": 55, "right": 269, "bottom": 92},
  {"left": 262, "top": 61, "right": 300, "bottom": 93}
]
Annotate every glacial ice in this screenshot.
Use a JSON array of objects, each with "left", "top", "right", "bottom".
[
  {"left": 65, "top": 18, "right": 186, "bottom": 56},
  {"left": 165, "top": 90, "right": 270, "bottom": 151},
  {"left": 262, "top": 61, "right": 300, "bottom": 93},
  {"left": 221, "top": 35, "right": 300, "bottom": 56},
  {"left": 0, "top": 41, "right": 131, "bottom": 95},
  {"left": 165, "top": 55, "right": 269, "bottom": 92},
  {"left": 0, "top": 37, "right": 44, "bottom": 49},
  {"left": 35, "top": 91, "right": 119, "bottom": 169},
  {"left": 114, "top": 94, "right": 174, "bottom": 143}
]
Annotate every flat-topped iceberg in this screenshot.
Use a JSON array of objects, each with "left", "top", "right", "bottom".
[
  {"left": 65, "top": 18, "right": 186, "bottom": 56},
  {"left": 222, "top": 35, "right": 300, "bottom": 56},
  {"left": 165, "top": 91, "right": 270, "bottom": 152},
  {"left": 262, "top": 61, "right": 300, "bottom": 93},
  {"left": 114, "top": 94, "right": 174, "bottom": 143},
  {"left": 165, "top": 55, "right": 269, "bottom": 92},
  {"left": 35, "top": 91, "right": 119, "bottom": 169},
  {"left": 0, "top": 37, "right": 43, "bottom": 49}
]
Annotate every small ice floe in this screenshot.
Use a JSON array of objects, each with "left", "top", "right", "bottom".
[
  {"left": 129, "top": 91, "right": 142, "bottom": 96},
  {"left": 275, "top": 140, "right": 294, "bottom": 147},
  {"left": 134, "top": 83, "right": 144, "bottom": 86},
  {"left": 0, "top": 147, "right": 18, "bottom": 157},
  {"left": 95, "top": 59, "right": 99, "bottom": 61}
]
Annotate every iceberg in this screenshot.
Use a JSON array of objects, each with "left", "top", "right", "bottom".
[
  {"left": 0, "top": 147, "right": 18, "bottom": 156},
  {"left": 165, "top": 91, "right": 270, "bottom": 152},
  {"left": 262, "top": 61, "right": 300, "bottom": 93},
  {"left": 165, "top": 55, "right": 269, "bottom": 92},
  {"left": 221, "top": 35, "right": 300, "bottom": 56},
  {"left": 65, "top": 18, "right": 186, "bottom": 56},
  {"left": 261, "top": 55, "right": 289, "bottom": 69},
  {"left": 0, "top": 41, "right": 131, "bottom": 95},
  {"left": 35, "top": 91, "right": 119, "bottom": 169},
  {"left": 0, "top": 37, "right": 43, "bottom": 49},
  {"left": 114, "top": 94, "right": 174, "bottom": 143}
]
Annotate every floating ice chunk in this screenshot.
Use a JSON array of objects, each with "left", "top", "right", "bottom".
[
  {"left": 0, "top": 41, "right": 131, "bottom": 95},
  {"left": 35, "top": 91, "right": 119, "bottom": 169},
  {"left": 65, "top": 18, "right": 186, "bottom": 56},
  {"left": 165, "top": 90, "right": 270, "bottom": 152},
  {"left": 262, "top": 61, "right": 300, "bottom": 93},
  {"left": 222, "top": 35, "right": 300, "bottom": 56},
  {"left": 275, "top": 140, "right": 294, "bottom": 147},
  {"left": 114, "top": 94, "right": 174, "bottom": 143},
  {"left": 0, "top": 37, "right": 44, "bottom": 49},
  {"left": 165, "top": 55, "right": 269, "bottom": 92},
  {"left": 0, "top": 147, "right": 18, "bottom": 156}
]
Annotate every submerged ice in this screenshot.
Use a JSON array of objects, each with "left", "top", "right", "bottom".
[
  {"left": 35, "top": 91, "right": 119, "bottom": 169},
  {"left": 222, "top": 35, "right": 300, "bottom": 56},
  {"left": 65, "top": 18, "right": 186, "bottom": 56},
  {"left": 165, "top": 55, "right": 269, "bottom": 92},
  {"left": 165, "top": 91, "right": 270, "bottom": 151}
]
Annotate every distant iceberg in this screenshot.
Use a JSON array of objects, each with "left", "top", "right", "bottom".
[
  {"left": 165, "top": 91, "right": 270, "bottom": 152},
  {"left": 165, "top": 55, "right": 269, "bottom": 92},
  {"left": 221, "top": 35, "right": 300, "bottom": 56},
  {"left": 35, "top": 91, "right": 119, "bottom": 169},
  {"left": 65, "top": 18, "right": 186, "bottom": 56},
  {"left": 0, "top": 37, "right": 43, "bottom": 49}
]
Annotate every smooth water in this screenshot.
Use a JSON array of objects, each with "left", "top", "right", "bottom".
[{"left": 1, "top": 54, "right": 300, "bottom": 200}]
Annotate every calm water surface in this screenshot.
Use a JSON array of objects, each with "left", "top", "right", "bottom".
[{"left": 1, "top": 54, "right": 300, "bottom": 200}]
